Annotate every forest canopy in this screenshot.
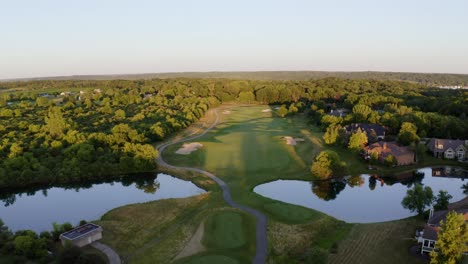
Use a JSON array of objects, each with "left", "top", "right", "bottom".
[{"left": 0, "top": 77, "right": 466, "bottom": 189}]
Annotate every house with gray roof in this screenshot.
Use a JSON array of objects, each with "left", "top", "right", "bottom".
[
  {"left": 427, "top": 138, "right": 467, "bottom": 160},
  {"left": 417, "top": 209, "right": 468, "bottom": 254},
  {"left": 344, "top": 123, "right": 386, "bottom": 141}
]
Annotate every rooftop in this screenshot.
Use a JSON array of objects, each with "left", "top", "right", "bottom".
[{"left": 60, "top": 223, "right": 102, "bottom": 240}]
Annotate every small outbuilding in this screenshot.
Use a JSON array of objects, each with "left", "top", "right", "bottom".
[{"left": 59, "top": 223, "right": 103, "bottom": 247}]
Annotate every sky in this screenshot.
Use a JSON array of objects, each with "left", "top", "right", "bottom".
[{"left": 1, "top": 0, "right": 468, "bottom": 79}]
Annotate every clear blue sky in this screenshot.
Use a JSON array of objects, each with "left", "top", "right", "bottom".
[{"left": 1, "top": 0, "right": 467, "bottom": 79}]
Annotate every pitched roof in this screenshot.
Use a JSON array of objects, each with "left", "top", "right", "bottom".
[
  {"left": 428, "top": 138, "right": 467, "bottom": 153},
  {"left": 345, "top": 123, "right": 385, "bottom": 137},
  {"left": 422, "top": 225, "right": 439, "bottom": 241},
  {"left": 366, "top": 141, "right": 413, "bottom": 158},
  {"left": 423, "top": 209, "right": 468, "bottom": 241}
]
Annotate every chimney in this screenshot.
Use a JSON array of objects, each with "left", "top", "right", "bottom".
[{"left": 429, "top": 206, "right": 434, "bottom": 222}]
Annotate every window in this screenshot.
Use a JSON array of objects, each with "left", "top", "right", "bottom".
[
  {"left": 429, "top": 241, "right": 435, "bottom": 248},
  {"left": 424, "top": 240, "right": 429, "bottom": 247}
]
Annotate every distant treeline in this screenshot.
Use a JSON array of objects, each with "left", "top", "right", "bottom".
[
  {"left": 0, "top": 78, "right": 466, "bottom": 189},
  {"left": 2, "top": 71, "right": 468, "bottom": 86}
]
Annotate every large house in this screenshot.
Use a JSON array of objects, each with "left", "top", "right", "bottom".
[
  {"left": 427, "top": 138, "right": 467, "bottom": 160},
  {"left": 417, "top": 209, "right": 468, "bottom": 254},
  {"left": 364, "top": 141, "right": 415, "bottom": 166},
  {"left": 344, "top": 123, "right": 386, "bottom": 141}
]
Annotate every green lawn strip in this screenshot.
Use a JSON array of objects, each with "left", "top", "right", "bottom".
[{"left": 202, "top": 211, "right": 247, "bottom": 249}]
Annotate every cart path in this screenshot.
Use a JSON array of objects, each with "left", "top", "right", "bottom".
[
  {"left": 156, "top": 109, "right": 268, "bottom": 264},
  {"left": 91, "top": 242, "right": 121, "bottom": 264}
]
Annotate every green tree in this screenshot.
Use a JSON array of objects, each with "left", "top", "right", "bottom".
[
  {"left": 237, "top": 91, "right": 255, "bottom": 104},
  {"left": 430, "top": 211, "right": 468, "bottom": 264},
  {"left": 0, "top": 218, "right": 11, "bottom": 246},
  {"left": 384, "top": 154, "right": 396, "bottom": 166},
  {"left": 44, "top": 107, "right": 69, "bottom": 139},
  {"left": 323, "top": 124, "right": 342, "bottom": 145},
  {"left": 398, "top": 122, "right": 420, "bottom": 146},
  {"left": 277, "top": 105, "right": 288, "bottom": 117},
  {"left": 311, "top": 150, "right": 347, "bottom": 179},
  {"left": 8, "top": 143, "right": 23, "bottom": 158},
  {"left": 348, "top": 128, "right": 368, "bottom": 151},
  {"left": 352, "top": 104, "right": 372, "bottom": 122},
  {"left": 401, "top": 184, "right": 434, "bottom": 215},
  {"left": 434, "top": 190, "right": 453, "bottom": 211},
  {"left": 114, "top": 109, "right": 126, "bottom": 119}
]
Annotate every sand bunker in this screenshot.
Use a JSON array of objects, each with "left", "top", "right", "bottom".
[
  {"left": 261, "top": 109, "right": 272, "bottom": 112},
  {"left": 222, "top": 110, "right": 231, "bottom": 114},
  {"left": 284, "top": 136, "right": 305, "bottom": 145},
  {"left": 175, "top": 142, "right": 203, "bottom": 155}
]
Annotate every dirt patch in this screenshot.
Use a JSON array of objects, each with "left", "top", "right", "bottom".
[
  {"left": 175, "top": 142, "right": 203, "bottom": 155},
  {"left": 261, "top": 109, "right": 272, "bottom": 112},
  {"left": 222, "top": 110, "right": 231, "bottom": 114},
  {"left": 283, "top": 136, "right": 305, "bottom": 146},
  {"left": 174, "top": 221, "right": 206, "bottom": 260}
]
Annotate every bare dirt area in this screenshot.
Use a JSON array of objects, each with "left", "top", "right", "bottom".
[
  {"left": 261, "top": 109, "right": 272, "bottom": 112},
  {"left": 175, "top": 142, "right": 203, "bottom": 155},
  {"left": 174, "top": 221, "right": 206, "bottom": 260}
]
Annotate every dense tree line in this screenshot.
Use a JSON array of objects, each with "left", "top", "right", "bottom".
[
  {"left": 0, "top": 78, "right": 466, "bottom": 189},
  {"left": 2, "top": 71, "right": 468, "bottom": 86}
]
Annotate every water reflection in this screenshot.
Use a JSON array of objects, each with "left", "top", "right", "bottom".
[
  {"left": 255, "top": 167, "right": 468, "bottom": 223},
  {"left": 0, "top": 173, "right": 161, "bottom": 207},
  {"left": 309, "top": 168, "right": 465, "bottom": 202},
  {"left": 0, "top": 173, "right": 204, "bottom": 231}
]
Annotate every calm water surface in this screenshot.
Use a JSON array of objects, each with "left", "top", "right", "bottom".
[
  {"left": 0, "top": 173, "right": 205, "bottom": 232},
  {"left": 254, "top": 167, "right": 468, "bottom": 223}
]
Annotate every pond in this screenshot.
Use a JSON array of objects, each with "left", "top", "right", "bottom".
[
  {"left": 0, "top": 173, "right": 205, "bottom": 232},
  {"left": 254, "top": 167, "right": 468, "bottom": 223}
]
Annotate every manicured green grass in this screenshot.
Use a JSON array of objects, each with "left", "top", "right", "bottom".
[
  {"left": 202, "top": 211, "right": 247, "bottom": 249},
  {"left": 263, "top": 202, "right": 323, "bottom": 224}
]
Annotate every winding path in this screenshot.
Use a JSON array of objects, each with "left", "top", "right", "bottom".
[
  {"left": 91, "top": 242, "right": 121, "bottom": 264},
  {"left": 157, "top": 109, "right": 268, "bottom": 264}
]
